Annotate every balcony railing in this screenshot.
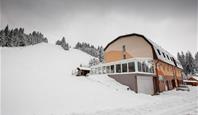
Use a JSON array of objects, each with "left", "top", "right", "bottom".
[{"left": 90, "top": 58, "right": 155, "bottom": 75}]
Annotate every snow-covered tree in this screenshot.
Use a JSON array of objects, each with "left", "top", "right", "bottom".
[
  {"left": 89, "top": 58, "right": 99, "bottom": 67},
  {"left": 98, "top": 46, "right": 104, "bottom": 62},
  {"left": 74, "top": 42, "right": 99, "bottom": 57},
  {"left": 56, "top": 37, "right": 69, "bottom": 50},
  {"left": 177, "top": 52, "right": 186, "bottom": 73},
  {"left": 0, "top": 25, "right": 48, "bottom": 47},
  {"left": 185, "top": 51, "right": 195, "bottom": 75},
  {"left": 194, "top": 52, "right": 198, "bottom": 72}
]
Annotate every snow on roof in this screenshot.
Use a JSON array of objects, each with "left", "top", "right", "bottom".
[
  {"left": 147, "top": 39, "right": 183, "bottom": 69},
  {"left": 183, "top": 80, "right": 198, "bottom": 83},
  {"left": 77, "top": 66, "right": 91, "bottom": 71},
  {"left": 192, "top": 76, "right": 198, "bottom": 81}
]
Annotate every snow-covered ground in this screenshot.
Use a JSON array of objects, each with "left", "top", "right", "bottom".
[{"left": 1, "top": 43, "right": 198, "bottom": 115}]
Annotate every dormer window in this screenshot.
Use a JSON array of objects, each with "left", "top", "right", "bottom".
[
  {"left": 162, "top": 52, "right": 166, "bottom": 58},
  {"left": 166, "top": 55, "right": 170, "bottom": 60},
  {"left": 157, "top": 49, "right": 161, "bottom": 55}
]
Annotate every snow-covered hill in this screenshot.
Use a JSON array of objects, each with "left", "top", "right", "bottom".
[
  {"left": 0, "top": 43, "right": 148, "bottom": 115},
  {"left": 1, "top": 43, "right": 198, "bottom": 115}
]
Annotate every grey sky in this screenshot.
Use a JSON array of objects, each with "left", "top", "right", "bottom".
[{"left": 0, "top": 0, "right": 197, "bottom": 56}]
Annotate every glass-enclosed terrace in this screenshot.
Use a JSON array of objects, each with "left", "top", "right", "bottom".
[{"left": 90, "top": 58, "right": 155, "bottom": 75}]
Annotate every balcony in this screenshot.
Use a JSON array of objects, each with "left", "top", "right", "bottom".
[{"left": 90, "top": 58, "right": 155, "bottom": 75}]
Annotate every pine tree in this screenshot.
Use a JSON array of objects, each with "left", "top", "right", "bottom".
[
  {"left": 177, "top": 52, "right": 186, "bottom": 74},
  {"left": 194, "top": 52, "right": 198, "bottom": 72},
  {"left": 98, "top": 46, "right": 104, "bottom": 62},
  {"left": 0, "top": 26, "right": 48, "bottom": 47},
  {"left": 185, "top": 51, "right": 195, "bottom": 74},
  {"left": 55, "top": 37, "right": 69, "bottom": 50}
]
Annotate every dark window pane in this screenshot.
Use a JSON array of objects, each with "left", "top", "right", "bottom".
[
  {"left": 128, "top": 62, "right": 135, "bottom": 72},
  {"left": 138, "top": 62, "right": 142, "bottom": 72},
  {"left": 110, "top": 65, "right": 114, "bottom": 73},
  {"left": 116, "top": 64, "right": 121, "bottom": 73},
  {"left": 157, "top": 49, "right": 161, "bottom": 55},
  {"left": 162, "top": 52, "right": 166, "bottom": 58},
  {"left": 122, "top": 63, "right": 127, "bottom": 72},
  {"left": 166, "top": 55, "right": 170, "bottom": 60},
  {"left": 142, "top": 62, "right": 146, "bottom": 72}
]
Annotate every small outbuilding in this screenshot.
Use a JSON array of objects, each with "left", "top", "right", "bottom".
[
  {"left": 76, "top": 67, "right": 91, "bottom": 76},
  {"left": 183, "top": 76, "right": 198, "bottom": 86}
]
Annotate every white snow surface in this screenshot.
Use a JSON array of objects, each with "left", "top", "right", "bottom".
[{"left": 1, "top": 43, "right": 198, "bottom": 115}]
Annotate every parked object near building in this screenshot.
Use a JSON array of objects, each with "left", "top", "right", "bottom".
[{"left": 91, "top": 33, "right": 183, "bottom": 95}]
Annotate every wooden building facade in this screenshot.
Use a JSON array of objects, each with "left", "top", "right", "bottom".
[{"left": 91, "top": 33, "right": 183, "bottom": 95}]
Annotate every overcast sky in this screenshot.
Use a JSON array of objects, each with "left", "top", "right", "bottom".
[{"left": 0, "top": 0, "right": 197, "bottom": 56}]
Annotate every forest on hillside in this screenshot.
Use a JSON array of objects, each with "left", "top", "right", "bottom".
[
  {"left": 1, "top": 25, "right": 197, "bottom": 74},
  {"left": 0, "top": 25, "right": 48, "bottom": 47}
]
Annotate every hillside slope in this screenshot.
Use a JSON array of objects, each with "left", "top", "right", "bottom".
[
  {"left": 1, "top": 43, "right": 197, "bottom": 115},
  {"left": 1, "top": 43, "right": 150, "bottom": 115}
]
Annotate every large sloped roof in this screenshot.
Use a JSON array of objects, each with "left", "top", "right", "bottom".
[{"left": 104, "top": 33, "right": 183, "bottom": 69}]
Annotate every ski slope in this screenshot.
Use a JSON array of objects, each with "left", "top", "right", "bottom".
[{"left": 1, "top": 43, "right": 198, "bottom": 115}]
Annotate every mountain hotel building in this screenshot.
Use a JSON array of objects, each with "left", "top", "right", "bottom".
[{"left": 91, "top": 33, "right": 183, "bottom": 95}]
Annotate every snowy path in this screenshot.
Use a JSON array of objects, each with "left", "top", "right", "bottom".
[{"left": 74, "top": 86, "right": 198, "bottom": 115}]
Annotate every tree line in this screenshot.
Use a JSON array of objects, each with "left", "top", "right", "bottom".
[
  {"left": 74, "top": 42, "right": 104, "bottom": 62},
  {"left": 0, "top": 25, "right": 48, "bottom": 47},
  {"left": 0, "top": 26, "right": 104, "bottom": 62},
  {"left": 177, "top": 51, "right": 198, "bottom": 75}
]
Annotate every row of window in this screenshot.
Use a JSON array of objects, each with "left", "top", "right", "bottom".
[
  {"left": 157, "top": 49, "right": 182, "bottom": 68},
  {"left": 157, "top": 49, "right": 174, "bottom": 61},
  {"left": 91, "top": 60, "right": 154, "bottom": 74}
]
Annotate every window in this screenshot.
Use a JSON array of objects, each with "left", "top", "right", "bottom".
[
  {"left": 142, "top": 62, "right": 146, "bottom": 72},
  {"left": 106, "top": 66, "right": 110, "bottom": 73},
  {"left": 123, "top": 54, "right": 126, "bottom": 59},
  {"left": 138, "top": 61, "right": 142, "bottom": 72},
  {"left": 162, "top": 52, "right": 166, "bottom": 58},
  {"left": 122, "top": 63, "right": 127, "bottom": 72},
  {"left": 170, "top": 57, "right": 173, "bottom": 61},
  {"left": 157, "top": 49, "right": 161, "bottom": 55},
  {"left": 122, "top": 45, "right": 126, "bottom": 52},
  {"left": 166, "top": 55, "right": 170, "bottom": 60},
  {"left": 171, "top": 57, "right": 174, "bottom": 62},
  {"left": 98, "top": 67, "right": 101, "bottom": 74},
  {"left": 149, "top": 66, "right": 154, "bottom": 73},
  {"left": 128, "top": 62, "right": 135, "bottom": 72},
  {"left": 102, "top": 66, "right": 106, "bottom": 74},
  {"left": 137, "top": 60, "right": 154, "bottom": 73},
  {"left": 116, "top": 64, "right": 121, "bottom": 73},
  {"left": 110, "top": 65, "right": 114, "bottom": 73}
]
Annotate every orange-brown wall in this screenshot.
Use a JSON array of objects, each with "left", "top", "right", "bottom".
[
  {"left": 175, "top": 68, "right": 182, "bottom": 79},
  {"left": 156, "top": 60, "right": 174, "bottom": 79},
  {"left": 104, "top": 51, "right": 132, "bottom": 63},
  {"left": 104, "top": 36, "right": 153, "bottom": 63},
  {"left": 156, "top": 60, "right": 182, "bottom": 79}
]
